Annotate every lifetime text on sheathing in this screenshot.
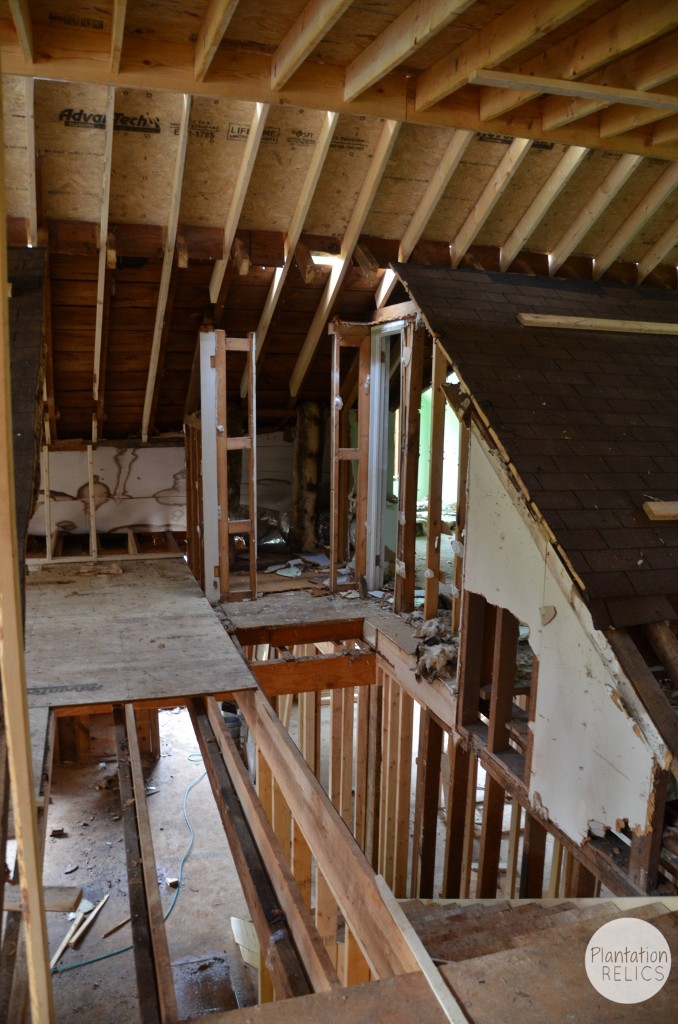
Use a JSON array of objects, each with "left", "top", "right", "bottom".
[{"left": 589, "top": 946, "right": 669, "bottom": 981}]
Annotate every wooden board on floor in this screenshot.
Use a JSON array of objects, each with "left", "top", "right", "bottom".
[
  {"left": 24, "top": 559, "right": 257, "bottom": 711},
  {"left": 441, "top": 907, "right": 678, "bottom": 1023},
  {"left": 2, "top": 886, "right": 82, "bottom": 913}
]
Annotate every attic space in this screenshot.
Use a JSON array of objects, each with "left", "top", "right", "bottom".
[{"left": 2, "top": 3, "right": 678, "bottom": 1023}]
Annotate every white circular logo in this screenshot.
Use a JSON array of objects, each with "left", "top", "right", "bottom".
[{"left": 585, "top": 917, "right": 671, "bottom": 1004}]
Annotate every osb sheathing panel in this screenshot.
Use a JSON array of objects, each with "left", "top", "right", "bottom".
[
  {"left": 240, "top": 106, "right": 330, "bottom": 232},
  {"left": 424, "top": 133, "right": 514, "bottom": 242},
  {"left": 363, "top": 121, "right": 455, "bottom": 240},
  {"left": 179, "top": 97, "right": 256, "bottom": 227},
  {"left": 474, "top": 142, "right": 569, "bottom": 247},
  {"left": 578, "top": 159, "right": 672, "bottom": 257},
  {"left": 31, "top": 1, "right": 113, "bottom": 33},
  {"left": 304, "top": 113, "right": 389, "bottom": 236},
  {"left": 3, "top": 75, "right": 29, "bottom": 220},
  {"left": 120, "top": 0, "right": 210, "bottom": 46},
  {"left": 34, "top": 79, "right": 109, "bottom": 222},
  {"left": 110, "top": 89, "right": 186, "bottom": 224},
  {"left": 226, "top": 0, "right": 308, "bottom": 52}
]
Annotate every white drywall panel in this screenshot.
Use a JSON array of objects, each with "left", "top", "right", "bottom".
[{"left": 463, "top": 430, "right": 667, "bottom": 841}]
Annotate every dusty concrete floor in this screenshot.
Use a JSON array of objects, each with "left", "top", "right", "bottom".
[{"left": 43, "top": 708, "right": 256, "bottom": 1023}]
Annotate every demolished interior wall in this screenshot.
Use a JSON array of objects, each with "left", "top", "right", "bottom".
[{"left": 463, "top": 428, "right": 669, "bottom": 842}]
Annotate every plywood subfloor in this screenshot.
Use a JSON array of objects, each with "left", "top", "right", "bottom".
[{"left": 25, "top": 559, "right": 256, "bottom": 710}]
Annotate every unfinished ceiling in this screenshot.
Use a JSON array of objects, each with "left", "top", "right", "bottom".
[{"left": 3, "top": 0, "right": 678, "bottom": 441}]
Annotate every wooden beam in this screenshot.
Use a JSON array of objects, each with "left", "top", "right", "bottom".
[
  {"left": 252, "top": 650, "right": 375, "bottom": 697},
  {"left": 518, "top": 812, "right": 547, "bottom": 898},
  {"left": 500, "top": 145, "right": 587, "bottom": 271},
  {"left": 547, "top": 153, "right": 642, "bottom": 275},
  {"left": 487, "top": 608, "right": 519, "bottom": 753},
  {"left": 395, "top": 323, "right": 425, "bottom": 613},
  {"left": 593, "top": 160, "right": 678, "bottom": 279},
  {"left": 271, "top": 0, "right": 353, "bottom": 91},
  {"left": 344, "top": 0, "right": 472, "bottom": 102},
  {"left": 605, "top": 628, "right": 678, "bottom": 758},
  {"left": 92, "top": 87, "right": 115, "bottom": 438},
  {"left": 476, "top": 774, "right": 505, "bottom": 897},
  {"left": 23, "top": 77, "right": 37, "bottom": 247},
  {"left": 541, "top": 31, "right": 678, "bottom": 130},
  {"left": 110, "top": 0, "right": 127, "bottom": 73},
  {"left": 7, "top": 0, "right": 32, "bottom": 62},
  {"left": 290, "top": 119, "right": 400, "bottom": 398},
  {"left": 410, "top": 711, "right": 443, "bottom": 899},
  {"left": 188, "top": 699, "right": 311, "bottom": 999},
  {"left": 377, "top": 129, "right": 473, "bottom": 307},
  {"left": 204, "top": 697, "right": 340, "bottom": 992},
  {"left": 194, "top": 0, "right": 240, "bottom": 81},
  {"left": 450, "top": 138, "right": 532, "bottom": 268},
  {"left": 478, "top": 0, "right": 678, "bottom": 122},
  {"left": 141, "top": 94, "right": 191, "bottom": 442},
  {"left": 209, "top": 102, "right": 269, "bottom": 305},
  {"left": 415, "top": 0, "right": 596, "bottom": 110},
  {"left": 113, "top": 706, "right": 163, "bottom": 1024},
  {"left": 124, "top": 705, "right": 178, "bottom": 1023},
  {"left": 473, "top": 67, "right": 678, "bottom": 115},
  {"left": 236, "top": 687, "right": 420, "bottom": 978},
  {"left": 0, "top": 104, "right": 53, "bottom": 1019},
  {"left": 519, "top": 312, "right": 678, "bottom": 335},
  {"left": 637, "top": 215, "right": 678, "bottom": 283}
]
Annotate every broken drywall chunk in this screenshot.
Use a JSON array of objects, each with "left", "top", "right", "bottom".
[{"left": 540, "top": 604, "right": 557, "bottom": 626}]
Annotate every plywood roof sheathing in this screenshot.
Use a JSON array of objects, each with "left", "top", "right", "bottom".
[
  {"left": 194, "top": 0, "right": 241, "bottom": 82},
  {"left": 209, "top": 101, "right": 270, "bottom": 304},
  {"left": 141, "top": 94, "right": 192, "bottom": 443},
  {"left": 110, "top": 0, "right": 127, "bottom": 73},
  {"left": 290, "top": 118, "right": 400, "bottom": 398},
  {"left": 593, "top": 159, "right": 678, "bottom": 278},
  {"left": 450, "top": 137, "right": 532, "bottom": 268},
  {"left": 549, "top": 153, "right": 643, "bottom": 274},
  {"left": 500, "top": 145, "right": 588, "bottom": 271}
]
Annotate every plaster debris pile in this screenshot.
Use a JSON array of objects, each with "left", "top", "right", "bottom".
[{"left": 410, "top": 612, "right": 460, "bottom": 684}]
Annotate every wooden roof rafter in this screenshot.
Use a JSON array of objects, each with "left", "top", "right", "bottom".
[
  {"left": 141, "top": 93, "right": 192, "bottom": 443},
  {"left": 548, "top": 153, "right": 643, "bottom": 275},
  {"left": 450, "top": 137, "right": 533, "bottom": 269},
  {"left": 593, "top": 160, "right": 678, "bottom": 279},
  {"left": 415, "top": 0, "right": 598, "bottom": 111},
  {"left": 271, "top": 0, "right": 354, "bottom": 91},
  {"left": 636, "top": 216, "right": 678, "bottom": 283},
  {"left": 343, "top": 0, "right": 472, "bottom": 103},
  {"left": 110, "top": 0, "right": 127, "bottom": 73},
  {"left": 376, "top": 128, "right": 474, "bottom": 307},
  {"left": 7, "top": 0, "right": 32, "bottom": 62},
  {"left": 23, "top": 75, "right": 37, "bottom": 247},
  {"left": 194, "top": 0, "right": 241, "bottom": 82},
  {"left": 209, "top": 102, "right": 269, "bottom": 306},
  {"left": 92, "top": 86, "right": 116, "bottom": 443},
  {"left": 289, "top": 118, "right": 401, "bottom": 398},
  {"left": 241, "top": 108, "right": 339, "bottom": 398},
  {"left": 478, "top": 0, "right": 678, "bottom": 122},
  {"left": 500, "top": 145, "right": 588, "bottom": 272}
]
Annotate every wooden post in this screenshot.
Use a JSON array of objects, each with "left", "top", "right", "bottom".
[
  {"left": 457, "top": 590, "right": 487, "bottom": 727},
  {"left": 354, "top": 684, "right": 370, "bottom": 849},
  {"left": 0, "top": 158, "right": 54, "bottom": 1020},
  {"left": 518, "top": 811, "right": 547, "bottom": 898},
  {"left": 394, "top": 323, "right": 424, "bottom": 613},
  {"left": 548, "top": 838, "right": 564, "bottom": 897},
  {"left": 424, "top": 341, "right": 447, "bottom": 620},
  {"left": 315, "top": 865, "right": 338, "bottom": 968},
  {"left": 487, "top": 607, "right": 519, "bottom": 753},
  {"left": 441, "top": 739, "right": 470, "bottom": 898},
  {"left": 379, "top": 674, "right": 399, "bottom": 886},
  {"left": 628, "top": 767, "right": 668, "bottom": 893},
  {"left": 565, "top": 854, "right": 598, "bottom": 897},
  {"left": 476, "top": 774, "right": 505, "bottom": 898},
  {"left": 290, "top": 402, "right": 321, "bottom": 551},
  {"left": 452, "top": 425, "right": 469, "bottom": 631},
  {"left": 410, "top": 711, "right": 443, "bottom": 898},
  {"left": 364, "top": 675, "right": 383, "bottom": 870},
  {"left": 393, "top": 688, "right": 414, "bottom": 897},
  {"left": 460, "top": 752, "right": 478, "bottom": 898},
  {"left": 503, "top": 798, "right": 522, "bottom": 898},
  {"left": 87, "top": 443, "right": 98, "bottom": 558}
]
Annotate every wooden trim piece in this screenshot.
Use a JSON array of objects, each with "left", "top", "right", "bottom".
[
  {"left": 289, "top": 119, "right": 400, "bottom": 398},
  {"left": 210, "top": 102, "right": 269, "bottom": 305},
  {"left": 547, "top": 153, "right": 643, "bottom": 275},
  {"left": 141, "top": 94, "right": 191, "bottom": 442},
  {"left": 500, "top": 145, "right": 587, "bottom": 271},
  {"left": 236, "top": 687, "right": 420, "bottom": 978},
  {"left": 270, "top": 0, "right": 353, "bottom": 91},
  {"left": 205, "top": 697, "right": 340, "bottom": 991},
  {"left": 110, "top": 0, "right": 127, "bottom": 72},
  {"left": 520, "top": 312, "right": 678, "bottom": 335},
  {"left": 450, "top": 138, "right": 532, "bottom": 268},
  {"left": 415, "top": 0, "right": 593, "bottom": 110},
  {"left": 344, "top": 0, "right": 471, "bottom": 102},
  {"left": 194, "top": 0, "right": 240, "bottom": 81},
  {"left": 7, "top": 0, "right": 32, "bottom": 62},
  {"left": 113, "top": 706, "right": 163, "bottom": 1024},
  {"left": 188, "top": 699, "right": 311, "bottom": 999}
]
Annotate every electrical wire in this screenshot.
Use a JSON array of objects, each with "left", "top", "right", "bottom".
[{"left": 51, "top": 754, "right": 205, "bottom": 974}]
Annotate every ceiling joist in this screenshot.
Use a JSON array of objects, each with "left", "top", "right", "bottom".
[
  {"left": 7, "top": 0, "right": 32, "bottom": 62},
  {"left": 194, "top": 0, "right": 241, "bottom": 82},
  {"left": 271, "top": 0, "right": 353, "bottom": 91},
  {"left": 110, "top": 0, "right": 127, "bottom": 73}
]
